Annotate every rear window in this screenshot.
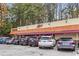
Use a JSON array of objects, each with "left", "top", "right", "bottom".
[
  {"left": 60, "top": 38, "right": 72, "bottom": 41},
  {"left": 6, "top": 38, "right": 11, "bottom": 40},
  {"left": 40, "top": 37, "right": 51, "bottom": 40},
  {"left": 30, "top": 37, "right": 37, "bottom": 39}
]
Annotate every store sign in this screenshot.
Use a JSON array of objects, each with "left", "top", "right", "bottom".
[
  {"left": 11, "top": 28, "right": 17, "bottom": 31},
  {"left": 37, "top": 24, "right": 43, "bottom": 28}
]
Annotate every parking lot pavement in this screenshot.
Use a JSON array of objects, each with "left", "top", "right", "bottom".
[{"left": 0, "top": 44, "right": 78, "bottom": 56}]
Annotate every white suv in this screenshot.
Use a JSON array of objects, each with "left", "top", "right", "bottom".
[{"left": 38, "top": 36, "right": 56, "bottom": 49}]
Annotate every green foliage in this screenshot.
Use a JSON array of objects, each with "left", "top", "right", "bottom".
[
  {"left": 9, "top": 3, "right": 79, "bottom": 28},
  {"left": 9, "top": 4, "right": 44, "bottom": 26},
  {"left": 0, "top": 20, "right": 12, "bottom": 35}
]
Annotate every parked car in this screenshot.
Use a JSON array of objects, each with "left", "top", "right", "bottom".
[
  {"left": 57, "top": 37, "right": 76, "bottom": 51},
  {"left": 19, "top": 37, "right": 29, "bottom": 46},
  {"left": 6, "top": 38, "right": 15, "bottom": 44},
  {"left": 28, "top": 37, "right": 38, "bottom": 47},
  {"left": 0, "top": 37, "right": 9, "bottom": 44},
  {"left": 38, "top": 36, "right": 56, "bottom": 49},
  {"left": 12, "top": 38, "right": 19, "bottom": 45},
  {"left": 0, "top": 38, "right": 3, "bottom": 44},
  {"left": 77, "top": 40, "right": 79, "bottom": 48}
]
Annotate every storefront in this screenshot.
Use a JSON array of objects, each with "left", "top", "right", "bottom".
[{"left": 10, "top": 18, "right": 79, "bottom": 41}]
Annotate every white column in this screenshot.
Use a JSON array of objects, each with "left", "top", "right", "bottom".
[
  {"left": 75, "top": 33, "right": 79, "bottom": 49},
  {"left": 75, "top": 33, "right": 79, "bottom": 40}
]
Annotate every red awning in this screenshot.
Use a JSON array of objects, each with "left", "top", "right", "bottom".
[
  {"left": 10, "top": 24, "right": 79, "bottom": 35},
  {"left": 54, "top": 30, "right": 79, "bottom": 34}
]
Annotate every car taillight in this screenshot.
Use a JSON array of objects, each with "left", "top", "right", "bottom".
[
  {"left": 70, "top": 42, "right": 75, "bottom": 44},
  {"left": 58, "top": 41, "right": 62, "bottom": 44}
]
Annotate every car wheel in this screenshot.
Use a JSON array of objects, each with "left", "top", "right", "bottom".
[
  {"left": 20, "top": 43, "right": 23, "bottom": 45},
  {"left": 23, "top": 43, "right": 26, "bottom": 46},
  {"left": 57, "top": 48, "right": 61, "bottom": 51},
  {"left": 29, "top": 44, "right": 32, "bottom": 46},
  {"left": 30, "top": 45, "right": 32, "bottom": 46},
  {"left": 35, "top": 45, "right": 38, "bottom": 47},
  {"left": 31, "top": 44, "right": 34, "bottom": 47},
  {"left": 15, "top": 41, "right": 18, "bottom": 45},
  {"left": 72, "top": 48, "right": 75, "bottom": 51},
  {"left": 28, "top": 43, "right": 30, "bottom": 46},
  {"left": 50, "top": 47, "right": 53, "bottom": 49},
  {"left": 39, "top": 47, "right": 42, "bottom": 49},
  {"left": 6, "top": 43, "right": 8, "bottom": 44}
]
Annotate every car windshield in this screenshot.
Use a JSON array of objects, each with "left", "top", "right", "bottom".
[
  {"left": 60, "top": 38, "right": 72, "bottom": 41},
  {"left": 6, "top": 38, "right": 11, "bottom": 40},
  {"left": 2, "top": 38, "right": 10, "bottom": 40},
  {"left": 30, "top": 37, "right": 37, "bottom": 39},
  {"left": 40, "top": 37, "right": 51, "bottom": 40},
  {"left": 0, "top": 38, "right": 2, "bottom": 39}
]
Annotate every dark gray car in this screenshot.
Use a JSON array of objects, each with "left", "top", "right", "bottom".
[
  {"left": 6, "top": 38, "right": 14, "bottom": 44},
  {"left": 19, "top": 37, "right": 30, "bottom": 46},
  {"left": 28, "top": 37, "right": 38, "bottom": 47}
]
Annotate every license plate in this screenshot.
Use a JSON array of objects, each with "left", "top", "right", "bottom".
[
  {"left": 63, "top": 43, "right": 69, "bottom": 45},
  {"left": 43, "top": 41, "right": 46, "bottom": 42}
]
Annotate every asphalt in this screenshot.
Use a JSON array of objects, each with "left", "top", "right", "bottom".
[{"left": 0, "top": 44, "right": 78, "bottom": 56}]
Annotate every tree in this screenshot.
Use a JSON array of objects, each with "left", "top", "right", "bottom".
[
  {"left": 63, "top": 3, "right": 79, "bottom": 19},
  {"left": 0, "top": 20, "right": 12, "bottom": 35},
  {"left": 9, "top": 3, "right": 79, "bottom": 27},
  {"left": 9, "top": 3, "right": 45, "bottom": 26},
  {"left": 43, "top": 3, "right": 56, "bottom": 22},
  {"left": 59, "top": 3, "right": 79, "bottom": 20}
]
